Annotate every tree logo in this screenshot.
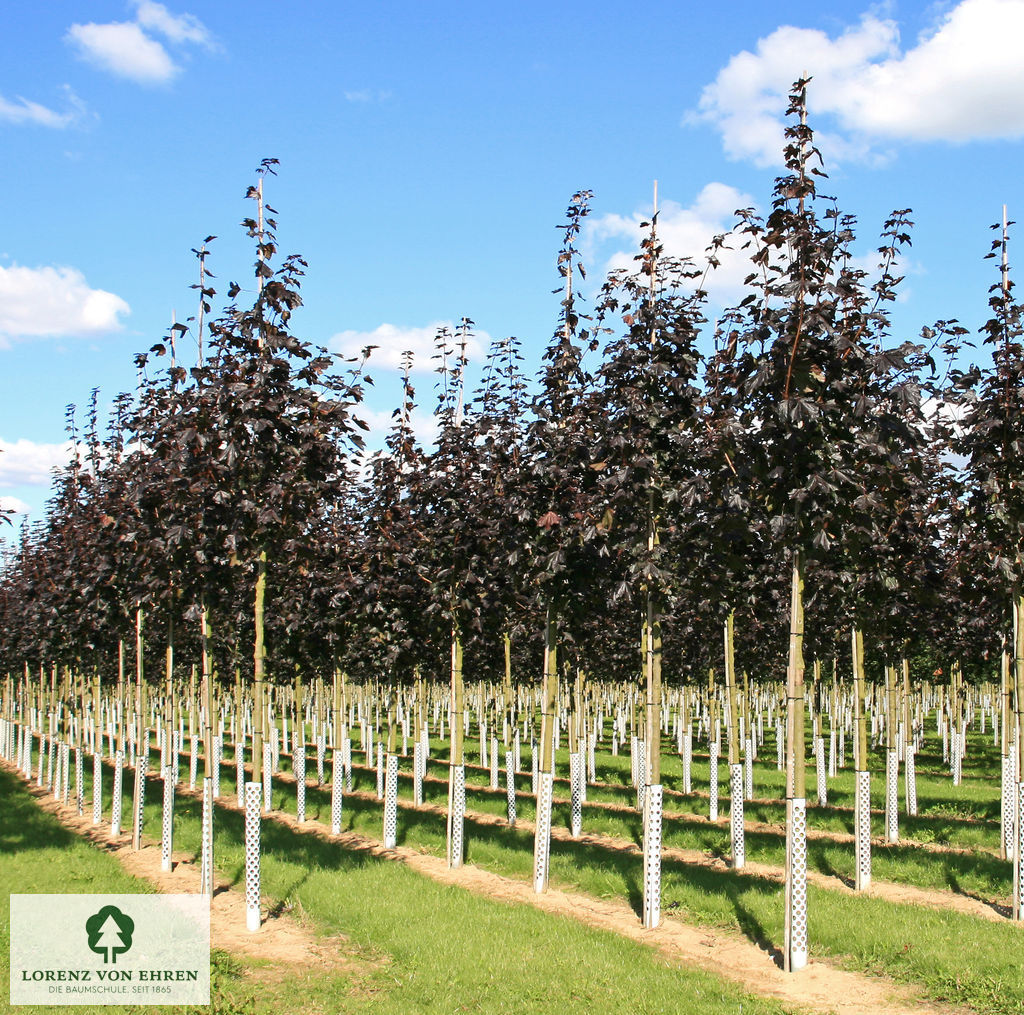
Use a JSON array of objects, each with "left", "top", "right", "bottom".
[{"left": 85, "top": 905, "right": 135, "bottom": 964}]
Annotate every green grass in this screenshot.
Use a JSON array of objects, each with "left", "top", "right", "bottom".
[{"left": 1, "top": 760, "right": 795, "bottom": 1015}]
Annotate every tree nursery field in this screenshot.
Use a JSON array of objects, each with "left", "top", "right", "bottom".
[{"left": 2, "top": 82, "right": 1023, "bottom": 1015}]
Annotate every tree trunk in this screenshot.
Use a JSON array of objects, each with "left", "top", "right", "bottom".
[
  {"left": 852, "top": 627, "right": 871, "bottom": 891},
  {"left": 533, "top": 608, "right": 558, "bottom": 892},
  {"left": 784, "top": 554, "right": 808, "bottom": 971},
  {"left": 725, "top": 610, "right": 744, "bottom": 870},
  {"left": 131, "top": 607, "right": 145, "bottom": 852},
  {"left": 447, "top": 622, "right": 466, "bottom": 868},
  {"left": 1013, "top": 595, "right": 1024, "bottom": 919},
  {"left": 253, "top": 550, "right": 267, "bottom": 793}
]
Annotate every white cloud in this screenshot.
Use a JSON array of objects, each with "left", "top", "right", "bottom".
[
  {"left": 0, "top": 87, "right": 88, "bottom": 129},
  {"left": 585, "top": 183, "right": 757, "bottom": 306},
  {"left": 691, "top": 0, "right": 1024, "bottom": 167},
  {"left": 0, "top": 439, "right": 74, "bottom": 487},
  {"left": 66, "top": 3, "right": 213, "bottom": 85},
  {"left": 135, "top": 1, "right": 212, "bottom": 46},
  {"left": 344, "top": 89, "right": 391, "bottom": 103},
  {"left": 67, "top": 21, "right": 177, "bottom": 84},
  {"left": 360, "top": 406, "right": 440, "bottom": 446},
  {"left": 0, "top": 496, "right": 31, "bottom": 515},
  {"left": 329, "top": 321, "right": 488, "bottom": 373},
  {"left": 0, "top": 264, "right": 130, "bottom": 345}
]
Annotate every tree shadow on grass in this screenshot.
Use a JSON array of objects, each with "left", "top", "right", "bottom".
[
  {"left": 723, "top": 878, "right": 784, "bottom": 968},
  {"left": 0, "top": 767, "right": 83, "bottom": 855}
]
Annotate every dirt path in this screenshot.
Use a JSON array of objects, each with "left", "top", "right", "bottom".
[{"left": 4, "top": 761, "right": 367, "bottom": 981}]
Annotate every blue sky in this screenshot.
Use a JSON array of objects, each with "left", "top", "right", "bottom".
[{"left": 2, "top": 0, "right": 1023, "bottom": 521}]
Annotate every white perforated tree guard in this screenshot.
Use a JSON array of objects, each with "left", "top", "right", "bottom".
[
  {"left": 200, "top": 777, "right": 214, "bottom": 897},
  {"left": 1015, "top": 782, "right": 1024, "bottom": 921},
  {"left": 506, "top": 750, "right": 517, "bottom": 827},
  {"left": 344, "top": 736, "right": 353, "bottom": 792},
  {"left": 730, "top": 763, "right": 745, "bottom": 869},
  {"left": 331, "top": 749, "right": 343, "bottom": 835},
  {"left": 885, "top": 750, "right": 899, "bottom": 842},
  {"left": 1003, "top": 756, "right": 1014, "bottom": 861},
  {"left": 244, "top": 781, "right": 262, "bottom": 932},
  {"left": 642, "top": 784, "right": 662, "bottom": 929},
  {"left": 161, "top": 767, "right": 174, "bottom": 872},
  {"left": 413, "top": 741, "right": 424, "bottom": 805},
  {"left": 61, "top": 742, "right": 70, "bottom": 805},
  {"left": 854, "top": 769, "right": 871, "bottom": 891},
  {"left": 815, "top": 738, "right": 826, "bottom": 807},
  {"left": 490, "top": 736, "right": 499, "bottom": 790},
  {"left": 262, "top": 743, "right": 272, "bottom": 811},
  {"left": 682, "top": 731, "right": 692, "bottom": 794},
  {"left": 383, "top": 753, "right": 399, "bottom": 848},
  {"left": 213, "top": 734, "right": 221, "bottom": 799},
  {"left": 111, "top": 751, "right": 124, "bottom": 837},
  {"left": 376, "top": 743, "right": 385, "bottom": 799},
  {"left": 531, "top": 747, "right": 538, "bottom": 796},
  {"left": 709, "top": 741, "right": 719, "bottom": 821},
  {"left": 52, "top": 740, "right": 62, "bottom": 800},
  {"left": 189, "top": 735, "right": 198, "bottom": 790},
  {"left": 904, "top": 747, "right": 917, "bottom": 817},
  {"left": 294, "top": 743, "right": 306, "bottom": 823},
  {"left": 744, "top": 740, "right": 754, "bottom": 801},
  {"left": 447, "top": 763, "right": 466, "bottom": 869},
  {"left": 235, "top": 740, "right": 244, "bottom": 807},
  {"left": 92, "top": 752, "right": 102, "bottom": 825},
  {"left": 75, "top": 746, "right": 84, "bottom": 814},
  {"left": 317, "top": 735, "right": 325, "bottom": 785},
  {"left": 533, "top": 771, "right": 553, "bottom": 893},
  {"left": 635, "top": 739, "right": 646, "bottom": 811},
  {"left": 569, "top": 752, "right": 583, "bottom": 838},
  {"left": 132, "top": 756, "right": 148, "bottom": 849},
  {"left": 785, "top": 797, "right": 808, "bottom": 971}
]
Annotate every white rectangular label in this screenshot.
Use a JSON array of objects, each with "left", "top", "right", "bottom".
[{"left": 10, "top": 894, "right": 210, "bottom": 1006}]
